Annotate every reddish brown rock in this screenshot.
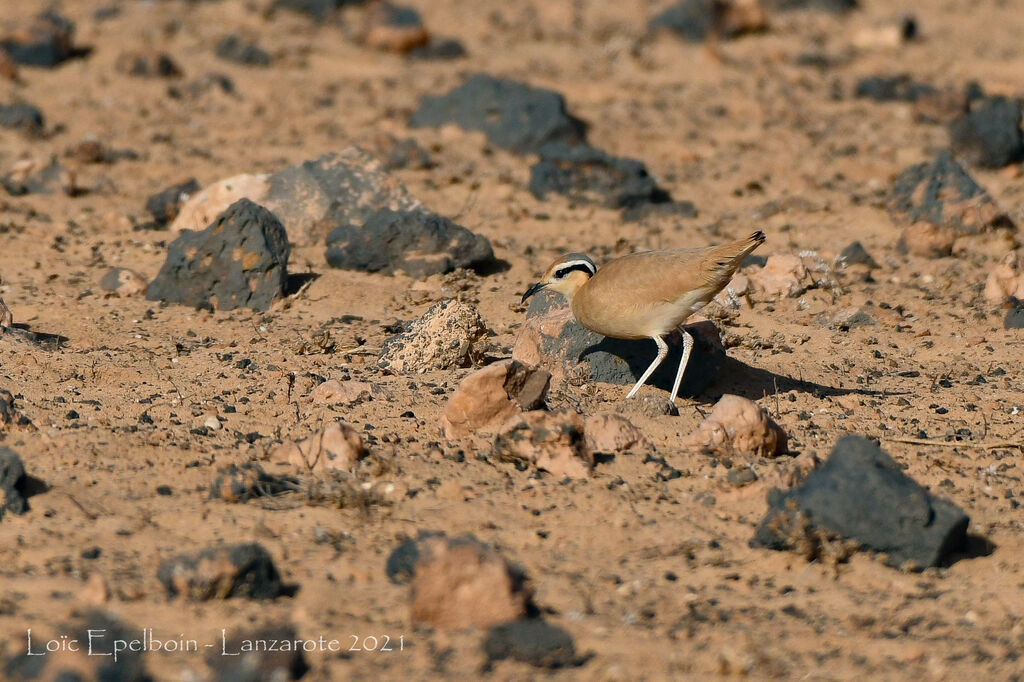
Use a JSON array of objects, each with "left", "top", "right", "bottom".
[
  {"left": 747, "top": 254, "right": 808, "bottom": 298},
  {"left": 684, "top": 394, "right": 787, "bottom": 457},
  {"left": 64, "top": 138, "right": 106, "bottom": 164},
  {"left": 584, "top": 413, "right": 646, "bottom": 453},
  {"left": 984, "top": 252, "right": 1024, "bottom": 303},
  {"left": 362, "top": 2, "right": 430, "bottom": 53},
  {"left": 442, "top": 360, "right": 551, "bottom": 439},
  {"left": 309, "top": 379, "right": 376, "bottom": 404},
  {"left": 913, "top": 88, "right": 970, "bottom": 124},
  {"left": 493, "top": 410, "right": 593, "bottom": 479},
  {"left": 898, "top": 222, "right": 955, "bottom": 258},
  {"left": 409, "top": 535, "right": 531, "bottom": 630},
  {"left": 275, "top": 421, "right": 366, "bottom": 473},
  {"left": 0, "top": 49, "right": 18, "bottom": 81}
]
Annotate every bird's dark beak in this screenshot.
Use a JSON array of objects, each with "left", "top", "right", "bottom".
[{"left": 521, "top": 281, "right": 546, "bottom": 304}]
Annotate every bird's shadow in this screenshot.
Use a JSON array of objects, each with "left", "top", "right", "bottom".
[
  {"left": 578, "top": 328, "right": 889, "bottom": 403},
  {"left": 0, "top": 324, "right": 68, "bottom": 350},
  {"left": 708, "top": 356, "right": 898, "bottom": 404}
]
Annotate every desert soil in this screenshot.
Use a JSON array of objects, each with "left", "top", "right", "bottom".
[{"left": 1, "top": 0, "right": 1024, "bottom": 680}]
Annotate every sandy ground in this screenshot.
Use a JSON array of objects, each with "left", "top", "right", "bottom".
[{"left": 2, "top": 0, "right": 1024, "bottom": 679}]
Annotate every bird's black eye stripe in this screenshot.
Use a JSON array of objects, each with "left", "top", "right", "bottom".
[{"left": 555, "top": 262, "right": 596, "bottom": 279}]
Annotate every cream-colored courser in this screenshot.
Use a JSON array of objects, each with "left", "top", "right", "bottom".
[{"left": 522, "top": 231, "right": 766, "bottom": 403}]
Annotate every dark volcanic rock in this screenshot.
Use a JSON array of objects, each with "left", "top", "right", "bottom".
[
  {"left": 948, "top": 96, "right": 1024, "bottom": 168},
  {"left": 837, "top": 241, "right": 878, "bottom": 268},
  {"left": 325, "top": 208, "right": 493, "bottom": 277},
  {"left": 216, "top": 35, "right": 272, "bottom": 67},
  {"left": 889, "top": 151, "right": 1014, "bottom": 235},
  {"left": 263, "top": 148, "right": 424, "bottom": 245},
  {"left": 648, "top": 0, "right": 767, "bottom": 42},
  {"left": 854, "top": 74, "right": 935, "bottom": 102},
  {"left": 529, "top": 143, "right": 670, "bottom": 209},
  {"left": 4, "top": 611, "right": 149, "bottom": 681},
  {"left": 157, "top": 542, "right": 286, "bottom": 600},
  {"left": 409, "top": 73, "right": 587, "bottom": 153},
  {"left": 208, "top": 625, "right": 309, "bottom": 681},
  {"left": 146, "top": 198, "right": 290, "bottom": 312},
  {"left": 513, "top": 289, "right": 725, "bottom": 398},
  {"left": 484, "top": 620, "right": 583, "bottom": 669},
  {"left": 623, "top": 199, "right": 699, "bottom": 222},
  {"left": 753, "top": 435, "right": 970, "bottom": 569},
  {"left": 385, "top": 530, "right": 445, "bottom": 584},
  {"left": 386, "top": 539, "right": 422, "bottom": 585},
  {"left": 1006, "top": 299, "right": 1024, "bottom": 329},
  {"left": 0, "top": 447, "right": 29, "bottom": 518},
  {"left": 145, "top": 178, "right": 201, "bottom": 227},
  {"left": 0, "top": 12, "right": 77, "bottom": 67},
  {"left": 0, "top": 103, "right": 44, "bottom": 135},
  {"left": 649, "top": 0, "right": 714, "bottom": 41}
]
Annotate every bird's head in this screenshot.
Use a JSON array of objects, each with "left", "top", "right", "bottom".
[{"left": 521, "top": 253, "right": 597, "bottom": 304}]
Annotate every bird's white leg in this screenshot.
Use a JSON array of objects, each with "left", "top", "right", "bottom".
[
  {"left": 669, "top": 328, "right": 695, "bottom": 405},
  {"left": 625, "top": 336, "right": 668, "bottom": 399}
]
